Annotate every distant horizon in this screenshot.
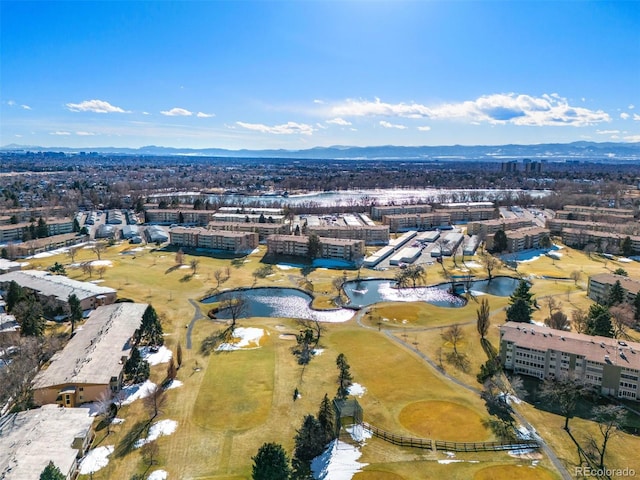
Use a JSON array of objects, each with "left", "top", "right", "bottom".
[{"left": 2, "top": 1, "right": 638, "bottom": 149}]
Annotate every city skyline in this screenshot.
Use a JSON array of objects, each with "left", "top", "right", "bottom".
[{"left": 1, "top": 1, "right": 639, "bottom": 150}]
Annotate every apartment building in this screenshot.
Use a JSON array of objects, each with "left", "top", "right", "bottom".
[
  {"left": 0, "top": 218, "right": 74, "bottom": 243},
  {"left": 206, "top": 221, "right": 291, "bottom": 240},
  {"left": 561, "top": 228, "right": 640, "bottom": 253},
  {"left": 382, "top": 212, "right": 451, "bottom": 232},
  {"left": 144, "top": 209, "right": 216, "bottom": 225},
  {"left": 588, "top": 273, "right": 640, "bottom": 305},
  {"left": 546, "top": 218, "right": 635, "bottom": 236},
  {"left": 485, "top": 226, "right": 549, "bottom": 253},
  {"left": 560, "top": 205, "right": 635, "bottom": 219},
  {"left": 169, "top": 227, "right": 258, "bottom": 253},
  {"left": 211, "top": 212, "right": 286, "bottom": 224},
  {"left": 500, "top": 322, "right": 640, "bottom": 401},
  {"left": 436, "top": 208, "right": 495, "bottom": 223},
  {"left": 370, "top": 204, "right": 432, "bottom": 220},
  {"left": 307, "top": 225, "right": 389, "bottom": 245},
  {"left": 266, "top": 234, "right": 364, "bottom": 261},
  {"left": 13, "top": 233, "right": 88, "bottom": 258},
  {"left": 467, "top": 218, "right": 534, "bottom": 236}
]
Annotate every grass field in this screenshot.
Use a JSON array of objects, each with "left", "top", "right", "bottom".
[{"left": 21, "top": 239, "right": 640, "bottom": 479}]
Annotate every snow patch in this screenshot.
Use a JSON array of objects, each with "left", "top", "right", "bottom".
[
  {"left": 91, "top": 260, "right": 113, "bottom": 267},
  {"left": 277, "top": 264, "right": 294, "bottom": 270},
  {"left": 79, "top": 445, "right": 114, "bottom": 474},
  {"left": 348, "top": 383, "right": 366, "bottom": 397},
  {"left": 346, "top": 424, "right": 372, "bottom": 442},
  {"left": 166, "top": 379, "right": 183, "bottom": 390},
  {"left": 121, "top": 380, "right": 157, "bottom": 405},
  {"left": 147, "top": 470, "right": 168, "bottom": 480},
  {"left": 140, "top": 345, "right": 173, "bottom": 365},
  {"left": 112, "top": 417, "right": 125, "bottom": 424},
  {"left": 134, "top": 419, "right": 178, "bottom": 448},
  {"left": 313, "top": 348, "right": 325, "bottom": 356},
  {"left": 311, "top": 440, "right": 368, "bottom": 480},
  {"left": 217, "top": 327, "right": 264, "bottom": 351}
]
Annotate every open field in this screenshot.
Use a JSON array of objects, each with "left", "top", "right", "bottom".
[{"left": 21, "top": 240, "right": 640, "bottom": 479}]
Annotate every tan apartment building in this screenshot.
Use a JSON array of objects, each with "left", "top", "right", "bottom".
[
  {"left": 169, "top": 227, "right": 258, "bottom": 253},
  {"left": 144, "top": 209, "right": 216, "bottom": 225},
  {"left": 588, "top": 273, "right": 640, "bottom": 305},
  {"left": 0, "top": 218, "right": 74, "bottom": 243},
  {"left": 13, "top": 233, "right": 88, "bottom": 258},
  {"left": 32, "top": 303, "right": 148, "bottom": 407},
  {"left": 307, "top": 225, "right": 389, "bottom": 245},
  {"left": 546, "top": 218, "right": 635, "bottom": 236},
  {"left": 0, "top": 270, "right": 117, "bottom": 312},
  {"left": 467, "top": 217, "right": 534, "bottom": 236},
  {"left": 487, "top": 226, "right": 549, "bottom": 253},
  {"left": 500, "top": 322, "right": 640, "bottom": 400},
  {"left": 561, "top": 228, "right": 640, "bottom": 253},
  {"left": 436, "top": 208, "right": 495, "bottom": 223},
  {"left": 0, "top": 404, "right": 95, "bottom": 480},
  {"left": 370, "top": 204, "right": 432, "bottom": 220},
  {"left": 0, "top": 206, "right": 67, "bottom": 222},
  {"left": 206, "top": 221, "right": 291, "bottom": 240},
  {"left": 211, "top": 212, "right": 286, "bottom": 224},
  {"left": 382, "top": 212, "right": 451, "bottom": 232},
  {"left": 559, "top": 205, "right": 635, "bottom": 220},
  {"left": 266, "top": 234, "right": 364, "bottom": 261}
]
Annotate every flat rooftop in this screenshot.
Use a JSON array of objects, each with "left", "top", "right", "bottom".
[{"left": 0, "top": 404, "right": 94, "bottom": 479}]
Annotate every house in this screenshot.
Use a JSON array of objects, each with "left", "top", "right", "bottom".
[
  {"left": 32, "top": 302, "right": 148, "bottom": 407},
  {"left": 0, "top": 404, "right": 94, "bottom": 480},
  {"left": 500, "top": 321, "right": 640, "bottom": 400},
  {"left": 0, "top": 270, "right": 117, "bottom": 312}
]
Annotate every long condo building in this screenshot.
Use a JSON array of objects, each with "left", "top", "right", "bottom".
[
  {"left": 587, "top": 273, "right": 640, "bottom": 305},
  {"left": 307, "top": 224, "right": 389, "bottom": 245},
  {"left": 266, "top": 234, "right": 365, "bottom": 261},
  {"left": 500, "top": 322, "right": 640, "bottom": 401},
  {"left": 169, "top": 227, "right": 259, "bottom": 253}
]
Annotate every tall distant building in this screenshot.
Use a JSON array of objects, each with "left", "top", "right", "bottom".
[{"left": 501, "top": 159, "right": 542, "bottom": 174}]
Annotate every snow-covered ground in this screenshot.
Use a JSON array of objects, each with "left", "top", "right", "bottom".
[
  {"left": 121, "top": 380, "right": 157, "bottom": 405},
  {"left": 91, "top": 260, "right": 113, "bottom": 267},
  {"left": 313, "top": 348, "right": 325, "bottom": 356},
  {"left": 311, "top": 440, "right": 368, "bottom": 480},
  {"left": 134, "top": 419, "right": 178, "bottom": 448},
  {"left": 140, "top": 345, "right": 173, "bottom": 365},
  {"left": 347, "top": 383, "right": 366, "bottom": 397},
  {"left": 166, "top": 379, "right": 183, "bottom": 390},
  {"left": 79, "top": 445, "right": 114, "bottom": 474},
  {"left": 147, "top": 470, "right": 168, "bottom": 480},
  {"left": 217, "top": 327, "right": 265, "bottom": 351}
]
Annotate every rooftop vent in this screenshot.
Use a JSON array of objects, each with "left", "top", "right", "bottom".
[
  {"left": 600, "top": 342, "right": 606, "bottom": 348},
  {"left": 560, "top": 336, "right": 565, "bottom": 341}
]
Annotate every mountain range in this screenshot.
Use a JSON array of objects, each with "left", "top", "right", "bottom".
[{"left": 2, "top": 141, "right": 639, "bottom": 162}]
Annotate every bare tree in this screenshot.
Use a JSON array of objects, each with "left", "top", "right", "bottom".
[
  {"left": 546, "top": 311, "right": 570, "bottom": 331},
  {"left": 589, "top": 405, "right": 627, "bottom": 469},
  {"left": 92, "top": 241, "right": 107, "bottom": 260},
  {"left": 166, "top": 356, "right": 177, "bottom": 382},
  {"left": 610, "top": 304, "right": 634, "bottom": 339},
  {"left": 190, "top": 259, "right": 199, "bottom": 275},
  {"left": 296, "top": 318, "right": 326, "bottom": 348},
  {"left": 81, "top": 262, "right": 94, "bottom": 279},
  {"left": 476, "top": 297, "right": 490, "bottom": 339},
  {"left": 442, "top": 324, "right": 469, "bottom": 371},
  {"left": 66, "top": 246, "right": 80, "bottom": 264},
  {"left": 540, "top": 374, "right": 591, "bottom": 430},
  {"left": 544, "top": 297, "right": 562, "bottom": 321},
  {"left": 176, "top": 342, "right": 183, "bottom": 370},
  {"left": 95, "top": 391, "right": 116, "bottom": 435},
  {"left": 570, "top": 270, "right": 582, "bottom": 286},
  {"left": 143, "top": 384, "right": 167, "bottom": 421},
  {"left": 96, "top": 266, "right": 107, "bottom": 279},
  {"left": 214, "top": 268, "right": 224, "bottom": 288},
  {"left": 175, "top": 248, "right": 184, "bottom": 266},
  {"left": 141, "top": 440, "right": 160, "bottom": 467},
  {"left": 481, "top": 252, "right": 499, "bottom": 282},
  {"left": 221, "top": 293, "right": 248, "bottom": 330},
  {"left": 572, "top": 308, "right": 589, "bottom": 334}
]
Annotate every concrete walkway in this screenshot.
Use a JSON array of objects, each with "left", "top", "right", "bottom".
[{"left": 185, "top": 298, "right": 205, "bottom": 350}]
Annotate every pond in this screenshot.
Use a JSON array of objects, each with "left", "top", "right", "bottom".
[{"left": 202, "top": 277, "right": 520, "bottom": 321}]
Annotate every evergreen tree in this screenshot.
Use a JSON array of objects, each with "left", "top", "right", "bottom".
[
  {"left": 586, "top": 304, "right": 614, "bottom": 338},
  {"left": 258, "top": 213, "right": 266, "bottom": 223},
  {"left": 307, "top": 234, "right": 321, "bottom": 260},
  {"left": 621, "top": 236, "right": 634, "bottom": 257},
  {"left": 476, "top": 297, "right": 490, "bottom": 339},
  {"left": 336, "top": 353, "right": 353, "bottom": 399},
  {"left": 124, "top": 348, "right": 150, "bottom": 383},
  {"left": 14, "top": 296, "right": 45, "bottom": 337},
  {"left": 252, "top": 442, "right": 292, "bottom": 480},
  {"left": 506, "top": 280, "right": 534, "bottom": 323},
  {"left": 137, "top": 305, "right": 164, "bottom": 346},
  {"left": 40, "top": 461, "right": 65, "bottom": 480},
  {"left": 317, "top": 393, "right": 336, "bottom": 444},
  {"left": 492, "top": 229, "right": 508, "bottom": 253},
  {"left": 634, "top": 292, "right": 640, "bottom": 323},
  {"left": 68, "top": 293, "right": 82, "bottom": 335},
  {"left": 36, "top": 217, "right": 48, "bottom": 239},
  {"left": 292, "top": 415, "right": 325, "bottom": 480},
  {"left": 607, "top": 280, "right": 625, "bottom": 306},
  {"left": 6, "top": 280, "right": 24, "bottom": 312}
]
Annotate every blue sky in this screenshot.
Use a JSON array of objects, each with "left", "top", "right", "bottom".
[{"left": 1, "top": 1, "right": 639, "bottom": 150}]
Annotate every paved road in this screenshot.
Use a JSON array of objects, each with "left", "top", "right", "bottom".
[
  {"left": 185, "top": 298, "right": 205, "bottom": 350},
  {"left": 354, "top": 306, "right": 573, "bottom": 480}
]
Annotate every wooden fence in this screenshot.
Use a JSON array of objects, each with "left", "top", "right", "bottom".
[{"left": 361, "top": 422, "right": 540, "bottom": 453}]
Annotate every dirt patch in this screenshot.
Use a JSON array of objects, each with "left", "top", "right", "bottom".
[{"left": 398, "top": 400, "right": 488, "bottom": 441}]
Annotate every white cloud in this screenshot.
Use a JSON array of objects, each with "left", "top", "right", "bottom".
[
  {"left": 66, "top": 99, "right": 128, "bottom": 113},
  {"left": 196, "top": 112, "right": 215, "bottom": 118},
  {"left": 623, "top": 134, "right": 640, "bottom": 142},
  {"left": 621, "top": 112, "right": 630, "bottom": 120},
  {"left": 142, "top": 111, "right": 151, "bottom": 116},
  {"left": 315, "top": 123, "right": 328, "bottom": 130},
  {"left": 330, "top": 93, "right": 610, "bottom": 127},
  {"left": 326, "top": 117, "right": 352, "bottom": 126},
  {"left": 417, "top": 126, "right": 431, "bottom": 131},
  {"left": 313, "top": 99, "right": 325, "bottom": 104},
  {"left": 379, "top": 120, "right": 407, "bottom": 129},
  {"left": 596, "top": 129, "right": 620, "bottom": 135},
  {"left": 21, "top": 104, "right": 32, "bottom": 110},
  {"left": 161, "top": 107, "right": 193, "bottom": 116},
  {"left": 634, "top": 114, "right": 640, "bottom": 121},
  {"left": 7, "top": 100, "right": 16, "bottom": 106},
  {"left": 629, "top": 104, "right": 635, "bottom": 110},
  {"left": 236, "top": 121, "right": 314, "bottom": 135},
  {"left": 76, "top": 131, "right": 96, "bottom": 136},
  {"left": 50, "top": 131, "right": 71, "bottom": 135}
]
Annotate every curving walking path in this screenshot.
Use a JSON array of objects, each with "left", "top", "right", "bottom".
[
  {"left": 186, "top": 298, "right": 206, "bottom": 350},
  {"left": 353, "top": 306, "right": 573, "bottom": 480}
]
